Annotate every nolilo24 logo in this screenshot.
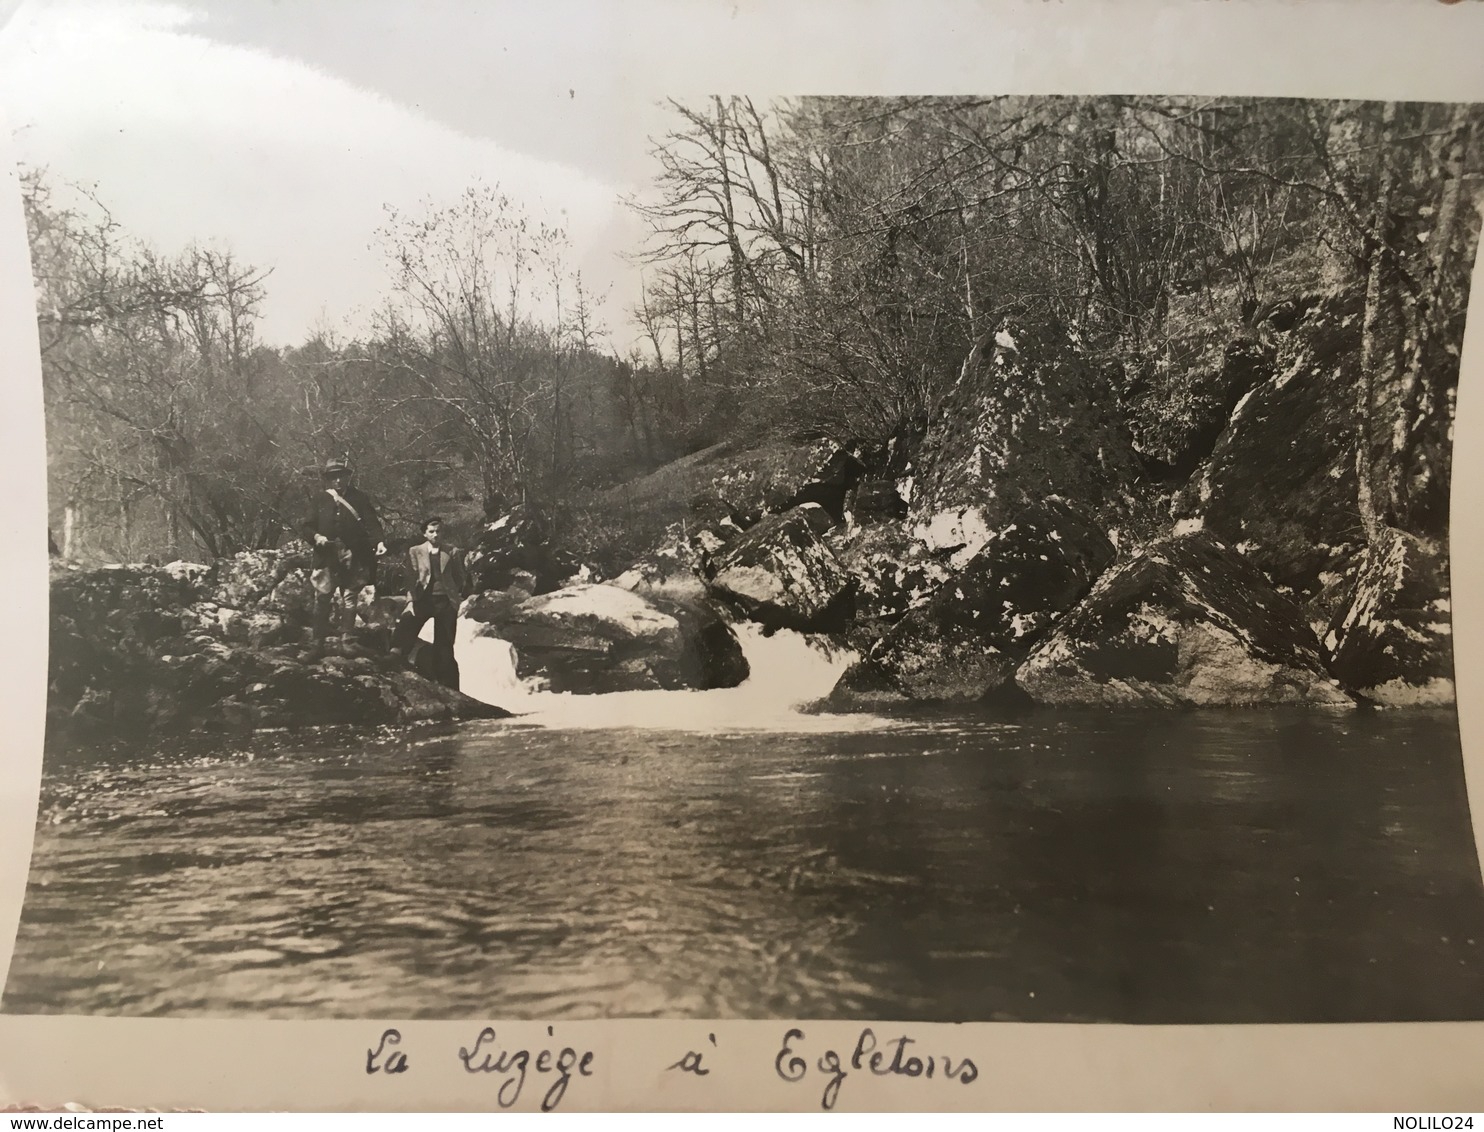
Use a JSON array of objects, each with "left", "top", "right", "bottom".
[{"left": 1394, "top": 1120, "right": 1475, "bottom": 1129}]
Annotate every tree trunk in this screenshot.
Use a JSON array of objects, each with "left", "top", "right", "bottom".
[
  {"left": 1429, "top": 106, "right": 1473, "bottom": 297},
  {"left": 1356, "top": 101, "right": 1400, "bottom": 543}
]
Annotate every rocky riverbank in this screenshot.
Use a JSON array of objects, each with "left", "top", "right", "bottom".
[
  {"left": 551, "top": 286, "right": 1455, "bottom": 713},
  {"left": 47, "top": 552, "right": 509, "bottom": 748},
  {"left": 46, "top": 284, "right": 1457, "bottom": 743}
]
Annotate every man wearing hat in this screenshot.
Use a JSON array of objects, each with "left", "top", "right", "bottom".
[{"left": 302, "top": 458, "right": 387, "bottom": 640}]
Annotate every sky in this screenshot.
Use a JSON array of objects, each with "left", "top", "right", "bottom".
[
  {"left": 4, "top": 0, "right": 1484, "bottom": 350},
  {"left": 0, "top": 0, "right": 676, "bottom": 347}
]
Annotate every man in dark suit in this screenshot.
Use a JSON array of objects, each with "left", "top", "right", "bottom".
[
  {"left": 302, "top": 458, "right": 386, "bottom": 640},
  {"left": 390, "top": 516, "right": 466, "bottom": 690}
]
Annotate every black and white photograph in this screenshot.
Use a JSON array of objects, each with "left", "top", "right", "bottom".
[{"left": 2, "top": 0, "right": 1484, "bottom": 1045}]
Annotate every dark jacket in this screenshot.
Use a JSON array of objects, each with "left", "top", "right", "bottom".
[
  {"left": 302, "top": 485, "right": 384, "bottom": 560},
  {"left": 408, "top": 541, "right": 468, "bottom": 603}
]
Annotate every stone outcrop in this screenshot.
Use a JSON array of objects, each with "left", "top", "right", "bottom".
[
  {"left": 1322, "top": 527, "right": 1454, "bottom": 705},
  {"left": 1179, "top": 291, "right": 1365, "bottom": 616},
  {"left": 909, "top": 316, "right": 1138, "bottom": 565},
  {"left": 828, "top": 523, "right": 950, "bottom": 641},
  {"left": 1128, "top": 333, "right": 1275, "bottom": 482},
  {"left": 828, "top": 498, "right": 1114, "bottom": 705},
  {"left": 48, "top": 560, "right": 507, "bottom": 746},
  {"left": 857, "top": 499, "right": 1116, "bottom": 702},
  {"left": 467, "top": 582, "right": 749, "bottom": 694},
  {"left": 1015, "top": 533, "right": 1353, "bottom": 707},
  {"left": 708, "top": 504, "right": 853, "bottom": 631}
]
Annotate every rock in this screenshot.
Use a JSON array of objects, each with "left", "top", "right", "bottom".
[
  {"left": 909, "top": 315, "right": 1138, "bottom": 565},
  {"left": 356, "top": 593, "right": 406, "bottom": 632},
  {"left": 161, "top": 560, "right": 212, "bottom": 590},
  {"left": 708, "top": 504, "right": 853, "bottom": 631},
  {"left": 264, "top": 571, "right": 316, "bottom": 624},
  {"left": 682, "top": 491, "right": 747, "bottom": 532},
  {"left": 1129, "top": 334, "right": 1274, "bottom": 481},
  {"left": 665, "top": 600, "right": 752, "bottom": 691},
  {"left": 1181, "top": 290, "right": 1364, "bottom": 610},
  {"left": 1323, "top": 527, "right": 1454, "bottom": 705},
  {"left": 360, "top": 670, "right": 507, "bottom": 724},
  {"left": 829, "top": 523, "right": 950, "bottom": 636},
  {"left": 316, "top": 654, "right": 378, "bottom": 677},
  {"left": 253, "top": 664, "right": 383, "bottom": 724},
  {"left": 847, "top": 431, "right": 924, "bottom": 523},
  {"left": 465, "top": 505, "right": 577, "bottom": 595},
  {"left": 851, "top": 477, "right": 910, "bottom": 522},
  {"left": 784, "top": 444, "right": 868, "bottom": 523},
  {"left": 469, "top": 582, "right": 749, "bottom": 694},
  {"left": 216, "top": 607, "right": 247, "bottom": 641},
  {"left": 46, "top": 560, "right": 510, "bottom": 746},
  {"left": 461, "top": 588, "right": 527, "bottom": 626},
  {"left": 1015, "top": 533, "right": 1353, "bottom": 707},
  {"left": 858, "top": 498, "right": 1116, "bottom": 702},
  {"left": 823, "top": 658, "right": 912, "bottom": 709},
  {"left": 205, "top": 544, "right": 312, "bottom": 609},
  {"left": 221, "top": 665, "right": 503, "bottom": 731},
  {"left": 576, "top": 438, "right": 856, "bottom": 575},
  {"left": 201, "top": 605, "right": 292, "bottom": 648},
  {"left": 610, "top": 549, "right": 712, "bottom": 606}
]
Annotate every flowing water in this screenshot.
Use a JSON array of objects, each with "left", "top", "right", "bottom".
[{"left": 5, "top": 623, "right": 1484, "bottom": 1022}]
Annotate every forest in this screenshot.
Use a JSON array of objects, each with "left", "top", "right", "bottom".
[{"left": 30, "top": 96, "right": 1483, "bottom": 574}]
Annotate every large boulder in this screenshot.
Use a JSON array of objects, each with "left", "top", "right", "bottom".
[
  {"left": 214, "top": 665, "right": 497, "bottom": 730},
  {"left": 1179, "top": 291, "right": 1365, "bottom": 615},
  {"left": 708, "top": 504, "right": 853, "bottom": 631},
  {"left": 828, "top": 522, "right": 951, "bottom": 639},
  {"left": 469, "top": 582, "right": 749, "bottom": 694},
  {"left": 607, "top": 517, "right": 746, "bottom": 607},
  {"left": 1015, "top": 533, "right": 1353, "bottom": 708},
  {"left": 909, "top": 316, "right": 1138, "bottom": 565},
  {"left": 1322, "top": 527, "right": 1454, "bottom": 705},
  {"left": 838, "top": 498, "right": 1115, "bottom": 703}
]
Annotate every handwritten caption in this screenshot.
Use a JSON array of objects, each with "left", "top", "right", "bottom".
[{"left": 364, "top": 1024, "right": 978, "bottom": 1111}]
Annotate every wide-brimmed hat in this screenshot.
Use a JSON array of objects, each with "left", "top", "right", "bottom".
[{"left": 322, "top": 458, "right": 352, "bottom": 477}]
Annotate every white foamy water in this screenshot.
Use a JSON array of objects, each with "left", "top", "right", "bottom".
[{"left": 426, "top": 617, "right": 895, "bottom": 732}]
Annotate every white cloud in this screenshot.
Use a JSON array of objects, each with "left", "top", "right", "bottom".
[{"left": 0, "top": 0, "right": 637, "bottom": 344}]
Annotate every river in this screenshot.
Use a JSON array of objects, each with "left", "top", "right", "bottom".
[{"left": 5, "top": 624, "right": 1484, "bottom": 1022}]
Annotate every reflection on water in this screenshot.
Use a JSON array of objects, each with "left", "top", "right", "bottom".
[{"left": 5, "top": 706, "right": 1484, "bottom": 1022}]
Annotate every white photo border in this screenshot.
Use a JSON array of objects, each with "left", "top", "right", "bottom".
[{"left": 3, "top": 0, "right": 1484, "bottom": 1111}]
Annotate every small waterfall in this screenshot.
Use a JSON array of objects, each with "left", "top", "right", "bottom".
[
  {"left": 436, "top": 617, "right": 893, "bottom": 733},
  {"left": 452, "top": 623, "right": 534, "bottom": 708}
]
